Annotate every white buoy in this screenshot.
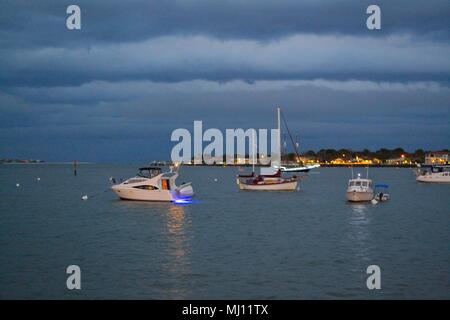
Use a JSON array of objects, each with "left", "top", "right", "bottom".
[
  {"left": 37, "top": 177, "right": 41, "bottom": 181},
  {"left": 81, "top": 195, "right": 88, "bottom": 200},
  {"left": 214, "top": 178, "right": 218, "bottom": 182},
  {"left": 371, "top": 199, "right": 378, "bottom": 205},
  {"left": 16, "top": 183, "right": 20, "bottom": 187}
]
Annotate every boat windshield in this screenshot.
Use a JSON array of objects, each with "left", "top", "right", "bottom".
[
  {"left": 349, "top": 180, "right": 372, "bottom": 188},
  {"left": 137, "top": 167, "right": 162, "bottom": 178}
]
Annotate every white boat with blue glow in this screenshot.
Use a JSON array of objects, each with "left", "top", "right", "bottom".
[{"left": 111, "top": 166, "right": 194, "bottom": 202}]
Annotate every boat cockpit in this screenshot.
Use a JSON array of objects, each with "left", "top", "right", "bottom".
[
  {"left": 137, "top": 167, "right": 162, "bottom": 178},
  {"left": 348, "top": 179, "right": 373, "bottom": 188}
]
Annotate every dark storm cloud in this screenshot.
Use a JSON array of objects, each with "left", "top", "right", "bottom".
[
  {"left": 1, "top": 0, "right": 449, "bottom": 49},
  {"left": 1, "top": 81, "right": 448, "bottom": 161},
  {"left": 0, "top": 1, "right": 449, "bottom": 162},
  {"left": 1, "top": 34, "right": 450, "bottom": 87},
  {"left": 1, "top": 0, "right": 449, "bottom": 87}
]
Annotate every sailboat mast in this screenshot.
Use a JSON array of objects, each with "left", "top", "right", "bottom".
[
  {"left": 277, "top": 107, "right": 281, "bottom": 164},
  {"left": 252, "top": 129, "right": 256, "bottom": 173},
  {"left": 277, "top": 107, "right": 281, "bottom": 146}
]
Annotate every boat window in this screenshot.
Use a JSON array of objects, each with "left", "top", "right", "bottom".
[
  {"left": 355, "top": 181, "right": 361, "bottom": 186},
  {"left": 362, "top": 182, "right": 367, "bottom": 187},
  {"left": 124, "top": 178, "right": 147, "bottom": 184},
  {"left": 162, "top": 179, "right": 171, "bottom": 190},
  {"left": 137, "top": 168, "right": 162, "bottom": 178},
  {"left": 133, "top": 185, "right": 158, "bottom": 190}
]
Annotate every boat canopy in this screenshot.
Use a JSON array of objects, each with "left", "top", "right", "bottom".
[{"left": 137, "top": 167, "right": 162, "bottom": 178}]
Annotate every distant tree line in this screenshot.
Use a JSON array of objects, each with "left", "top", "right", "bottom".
[{"left": 286, "top": 148, "right": 449, "bottom": 162}]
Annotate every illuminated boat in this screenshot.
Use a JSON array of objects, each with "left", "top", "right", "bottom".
[{"left": 111, "top": 166, "right": 193, "bottom": 202}]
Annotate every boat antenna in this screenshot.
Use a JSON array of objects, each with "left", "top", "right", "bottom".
[
  {"left": 351, "top": 166, "right": 354, "bottom": 179},
  {"left": 366, "top": 166, "right": 369, "bottom": 179}
]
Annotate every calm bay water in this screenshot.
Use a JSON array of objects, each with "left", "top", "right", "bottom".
[{"left": 0, "top": 164, "right": 449, "bottom": 299}]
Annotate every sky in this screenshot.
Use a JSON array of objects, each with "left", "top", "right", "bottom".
[{"left": 0, "top": 0, "right": 449, "bottom": 162}]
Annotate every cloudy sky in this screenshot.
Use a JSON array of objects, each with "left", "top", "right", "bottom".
[{"left": 0, "top": 0, "right": 449, "bottom": 162}]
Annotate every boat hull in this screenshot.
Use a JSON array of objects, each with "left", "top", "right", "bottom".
[
  {"left": 346, "top": 191, "right": 374, "bottom": 202},
  {"left": 280, "top": 164, "right": 321, "bottom": 172},
  {"left": 238, "top": 180, "right": 298, "bottom": 191},
  {"left": 416, "top": 175, "right": 450, "bottom": 183},
  {"left": 111, "top": 186, "right": 175, "bottom": 201}
]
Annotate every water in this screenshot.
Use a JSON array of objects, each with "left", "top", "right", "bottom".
[{"left": 0, "top": 164, "right": 449, "bottom": 299}]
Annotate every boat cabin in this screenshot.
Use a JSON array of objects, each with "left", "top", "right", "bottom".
[{"left": 348, "top": 179, "right": 373, "bottom": 189}]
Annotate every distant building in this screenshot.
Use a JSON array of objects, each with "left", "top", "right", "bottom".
[
  {"left": 331, "top": 158, "right": 345, "bottom": 165},
  {"left": 425, "top": 152, "right": 448, "bottom": 165},
  {"left": 385, "top": 157, "right": 405, "bottom": 165},
  {"left": 385, "top": 154, "right": 412, "bottom": 165}
]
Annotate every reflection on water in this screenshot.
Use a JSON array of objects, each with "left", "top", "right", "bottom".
[
  {"left": 165, "top": 205, "right": 193, "bottom": 299},
  {"left": 166, "top": 205, "right": 189, "bottom": 261},
  {"left": 2, "top": 165, "right": 450, "bottom": 299},
  {"left": 347, "top": 203, "right": 372, "bottom": 264},
  {"left": 112, "top": 199, "right": 193, "bottom": 298},
  {"left": 348, "top": 203, "right": 369, "bottom": 215}
]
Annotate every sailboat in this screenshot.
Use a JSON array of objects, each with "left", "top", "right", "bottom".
[
  {"left": 236, "top": 108, "right": 299, "bottom": 191},
  {"left": 273, "top": 108, "right": 320, "bottom": 173}
]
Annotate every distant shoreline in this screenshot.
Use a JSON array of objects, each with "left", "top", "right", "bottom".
[
  {"left": 0, "top": 162, "right": 94, "bottom": 165},
  {"left": 0, "top": 162, "right": 419, "bottom": 168},
  {"left": 182, "top": 163, "right": 418, "bottom": 168}
]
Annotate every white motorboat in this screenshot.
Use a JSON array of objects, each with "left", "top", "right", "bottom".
[
  {"left": 111, "top": 166, "right": 194, "bottom": 202},
  {"left": 416, "top": 165, "right": 450, "bottom": 183},
  {"left": 276, "top": 163, "right": 321, "bottom": 172},
  {"left": 346, "top": 172, "right": 374, "bottom": 202}
]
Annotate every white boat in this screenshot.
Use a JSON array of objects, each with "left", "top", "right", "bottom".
[
  {"left": 416, "top": 165, "right": 450, "bottom": 183},
  {"left": 111, "top": 166, "right": 194, "bottom": 202},
  {"left": 275, "top": 107, "right": 320, "bottom": 173},
  {"left": 276, "top": 163, "right": 321, "bottom": 172},
  {"left": 346, "top": 172, "right": 374, "bottom": 202}
]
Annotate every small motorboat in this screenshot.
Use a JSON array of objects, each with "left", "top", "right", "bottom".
[
  {"left": 275, "top": 163, "right": 321, "bottom": 173},
  {"left": 374, "top": 184, "right": 390, "bottom": 202},
  {"left": 111, "top": 165, "right": 193, "bottom": 202},
  {"left": 346, "top": 171, "right": 374, "bottom": 202}
]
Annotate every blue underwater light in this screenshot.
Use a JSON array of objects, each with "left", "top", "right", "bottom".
[{"left": 174, "top": 198, "right": 193, "bottom": 204}]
